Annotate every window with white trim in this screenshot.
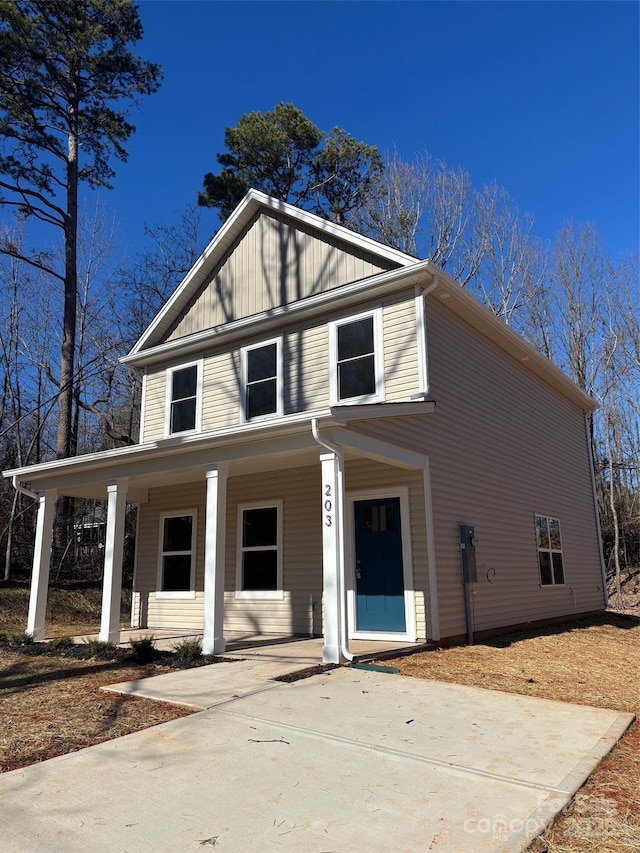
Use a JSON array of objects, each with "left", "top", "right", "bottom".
[
  {"left": 158, "top": 511, "right": 197, "bottom": 594},
  {"left": 535, "top": 515, "right": 565, "bottom": 585},
  {"left": 241, "top": 339, "right": 282, "bottom": 421},
  {"left": 236, "top": 502, "right": 283, "bottom": 598},
  {"left": 330, "top": 310, "right": 384, "bottom": 404},
  {"left": 166, "top": 362, "right": 201, "bottom": 436}
]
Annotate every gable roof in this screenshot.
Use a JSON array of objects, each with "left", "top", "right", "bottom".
[
  {"left": 122, "top": 189, "right": 595, "bottom": 414},
  {"left": 127, "top": 189, "right": 418, "bottom": 360}
]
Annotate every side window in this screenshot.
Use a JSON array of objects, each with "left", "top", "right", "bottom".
[
  {"left": 241, "top": 339, "right": 282, "bottom": 421},
  {"left": 158, "top": 511, "right": 196, "bottom": 595},
  {"left": 166, "top": 362, "right": 201, "bottom": 436},
  {"left": 236, "top": 502, "right": 283, "bottom": 598},
  {"left": 535, "top": 515, "right": 565, "bottom": 585},
  {"left": 330, "top": 310, "right": 383, "bottom": 404}
]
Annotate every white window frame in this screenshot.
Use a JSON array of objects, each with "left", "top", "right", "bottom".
[
  {"left": 329, "top": 308, "right": 384, "bottom": 405},
  {"left": 156, "top": 509, "right": 197, "bottom": 599},
  {"left": 235, "top": 499, "right": 284, "bottom": 600},
  {"left": 164, "top": 359, "right": 203, "bottom": 437},
  {"left": 534, "top": 513, "right": 566, "bottom": 586},
  {"left": 240, "top": 337, "right": 283, "bottom": 423}
]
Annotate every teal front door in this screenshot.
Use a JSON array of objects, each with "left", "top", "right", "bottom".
[{"left": 354, "top": 497, "right": 406, "bottom": 632}]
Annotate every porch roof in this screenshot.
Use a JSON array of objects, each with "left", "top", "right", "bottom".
[{"left": 3, "top": 402, "right": 435, "bottom": 501}]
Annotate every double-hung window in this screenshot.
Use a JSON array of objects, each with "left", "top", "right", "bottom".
[
  {"left": 330, "top": 310, "right": 384, "bottom": 404},
  {"left": 158, "top": 510, "right": 197, "bottom": 596},
  {"left": 535, "top": 515, "right": 565, "bottom": 585},
  {"left": 241, "top": 339, "right": 282, "bottom": 421},
  {"left": 236, "top": 501, "right": 283, "bottom": 598},
  {"left": 166, "top": 361, "right": 201, "bottom": 436}
]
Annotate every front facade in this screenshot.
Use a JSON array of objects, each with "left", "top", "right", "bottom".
[{"left": 5, "top": 191, "right": 607, "bottom": 661}]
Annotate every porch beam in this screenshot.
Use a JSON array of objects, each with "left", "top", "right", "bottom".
[
  {"left": 26, "top": 489, "right": 57, "bottom": 640},
  {"left": 320, "top": 452, "right": 342, "bottom": 664},
  {"left": 330, "top": 428, "right": 426, "bottom": 470},
  {"left": 203, "top": 464, "right": 228, "bottom": 655},
  {"left": 99, "top": 480, "right": 128, "bottom": 644}
]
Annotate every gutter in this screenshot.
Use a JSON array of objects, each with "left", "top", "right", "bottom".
[{"left": 310, "top": 418, "right": 354, "bottom": 663}]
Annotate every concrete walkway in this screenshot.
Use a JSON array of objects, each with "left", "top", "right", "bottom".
[{"left": 0, "top": 644, "right": 633, "bottom": 853}]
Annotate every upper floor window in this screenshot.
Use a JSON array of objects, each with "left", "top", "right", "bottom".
[
  {"left": 157, "top": 510, "right": 197, "bottom": 596},
  {"left": 241, "top": 339, "right": 282, "bottom": 421},
  {"left": 330, "top": 310, "right": 384, "bottom": 404},
  {"left": 535, "top": 515, "right": 565, "bottom": 585},
  {"left": 166, "top": 361, "right": 201, "bottom": 436}
]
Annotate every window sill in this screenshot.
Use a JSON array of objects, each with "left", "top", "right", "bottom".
[{"left": 333, "top": 393, "right": 384, "bottom": 406}]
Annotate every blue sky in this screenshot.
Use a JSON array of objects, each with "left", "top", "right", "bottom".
[{"left": 106, "top": 0, "right": 638, "bottom": 261}]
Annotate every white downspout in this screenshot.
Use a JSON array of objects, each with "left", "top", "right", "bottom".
[
  {"left": 311, "top": 418, "right": 354, "bottom": 662},
  {"left": 12, "top": 476, "right": 39, "bottom": 501}
]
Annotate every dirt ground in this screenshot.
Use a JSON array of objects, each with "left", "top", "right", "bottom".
[
  {"left": 389, "top": 611, "right": 640, "bottom": 853},
  {"left": 0, "top": 647, "right": 195, "bottom": 773}
]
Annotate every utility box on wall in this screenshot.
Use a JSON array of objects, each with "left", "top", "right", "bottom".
[{"left": 459, "top": 523, "right": 477, "bottom": 583}]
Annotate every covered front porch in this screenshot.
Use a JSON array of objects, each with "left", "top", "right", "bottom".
[
  {"left": 72, "top": 627, "right": 434, "bottom": 661},
  {"left": 6, "top": 405, "right": 439, "bottom": 664}
]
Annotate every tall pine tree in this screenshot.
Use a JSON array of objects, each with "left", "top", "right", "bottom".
[{"left": 0, "top": 0, "right": 162, "bottom": 460}]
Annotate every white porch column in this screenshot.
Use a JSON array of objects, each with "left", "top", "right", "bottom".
[
  {"left": 320, "top": 452, "right": 342, "bottom": 664},
  {"left": 26, "top": 489, "right": 57, "bottom": 640},
  {"left": 99, "top": 480, "right": 128, "bottom": 644},
  {"left": 203, "top": 464, "right": 228, "bottom": 655}
]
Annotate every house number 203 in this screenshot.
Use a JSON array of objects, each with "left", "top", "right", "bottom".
[{"left": 324, "top": 484, "right": 332, "bottom": 526}]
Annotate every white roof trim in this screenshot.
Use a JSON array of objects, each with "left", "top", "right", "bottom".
[
  {"left": 122, "top": 261, "right": 430, "bottom": 367},
  {"left": 128, "top": 189, "right": 418, "bottom": 359}
]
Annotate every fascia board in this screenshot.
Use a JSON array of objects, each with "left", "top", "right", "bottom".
[
  {"left": 128, "top": 189, "right": 419, "bottom": 360},
  {"left": 121, "top": 261, "right": 432, "bottom": 368},
  {"left": 3, "top": 408, "right": 336, "bottom": 485},
  {"left": 428, "top": 267, "right": 597, "bottom": 413}
]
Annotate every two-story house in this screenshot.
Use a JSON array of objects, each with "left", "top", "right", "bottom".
[{"left": 4, "top": 190, "right": 606, "bottom": 662}]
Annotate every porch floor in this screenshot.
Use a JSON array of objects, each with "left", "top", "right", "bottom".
[{"left": 71, "top": 627, "right": 433, "bottom": 661}]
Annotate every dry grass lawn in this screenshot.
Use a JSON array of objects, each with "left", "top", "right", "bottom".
[
  {"left": 0, "top": 649, "right": 195, "bottom": 773},
  {"left": 389, "top": 612, "right": 640, "bottom": 853},
  {"left": 1, "top": 583, "right": 637, "bottom": 851}
]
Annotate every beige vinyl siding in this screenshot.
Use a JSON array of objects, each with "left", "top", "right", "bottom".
[
  {"left": 383, "top": 298, "right": 420, "bottom": 401},
  {"left": 224, "top": 465, "right": 323, "bottom": 636},
  {"left": 165, "top": 211, "right": 391, "bottom": 342},
  {"left": 140, "top": 366, "right": 166, "bottom": 443},
  {"left": 202, "top": 351, "right": 241, "bottom": 431},
  {"left": 134, "top": 468, "right": 323, "bottom": 635},
  {"left": 140, "top": 292, "right": 421, "bottom": 435},
  {"left": 135, "top": 481, "right": 206, "bottom": 630},
  {"left": 283, "top": 323, "right": 329, "bottom": 414},
  {"left": 422, "top": 298, "right": 603, "bottom": 640},
  {"left": 132, "top": 458, "right": 429, "bottom": 637}
]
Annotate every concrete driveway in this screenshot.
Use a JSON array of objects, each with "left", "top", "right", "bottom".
[{"left": 0, "top": 643, "right": 633, "bottom": 853}]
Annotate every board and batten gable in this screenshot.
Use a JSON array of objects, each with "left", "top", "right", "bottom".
[
  {"left": 163, "top": 210, "right": 395, "bottom": 343},
  {"left": 140, "top": 291, "right": 421, "bottom": 442}
]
